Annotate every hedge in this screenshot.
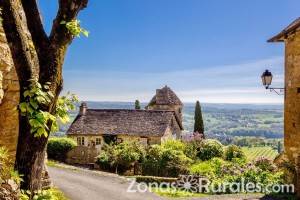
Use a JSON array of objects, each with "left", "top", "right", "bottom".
[{"left": 47, "top": 137, "right": 76, "bottom": 161}]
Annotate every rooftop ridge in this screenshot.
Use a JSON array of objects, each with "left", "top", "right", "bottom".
[{"left": 86, "top": 108, "right": 175, "bottom": 113}]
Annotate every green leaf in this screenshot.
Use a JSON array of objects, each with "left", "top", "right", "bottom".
[
  {"left": 29, "top": 99, "right": 38, "bottom": 110},
  {"left": 82, "top": 30, "right": 89, "bottom": 37},
  {"left": 19, "top": 102, "right": 27, "bottom": 113}
]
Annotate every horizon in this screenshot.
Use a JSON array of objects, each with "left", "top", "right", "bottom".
[
  {"left": 38, "top": 1, "right": 299, "bottom": 104},
  {"left": 82, "top": 100, "right": 284, "bottom": 106}
]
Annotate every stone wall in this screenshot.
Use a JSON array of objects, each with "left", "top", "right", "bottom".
[
  {"left": 0, "top": 23, "right": 20, "bottom": 159},
  {"left": 284, "top": 30, "right": 300, "bottom": 163}
]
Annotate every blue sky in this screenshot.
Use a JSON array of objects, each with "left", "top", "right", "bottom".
[{"left": 38, "top": 0, "right": 299, "bottom": 104}]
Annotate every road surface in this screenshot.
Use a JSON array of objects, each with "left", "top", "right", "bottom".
[
  {"left": 48, "top": 166, "right": 164, "bottom": 200},
  {"left": 48, "top": 166, "right": 279, "bottom": 200}
]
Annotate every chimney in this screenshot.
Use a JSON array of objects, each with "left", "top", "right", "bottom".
[{"left": 79, "top": 102, "right": 87, "bottom": 115}]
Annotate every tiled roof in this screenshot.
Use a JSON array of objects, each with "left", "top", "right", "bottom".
[
  {"left": 148, "top": 86, "right": 183, "bottom": 106},
  {"left": 268, "top": 17, "right": 300, "bottom": 42},
  {"left": 66, "top": 109, "right": 177, "bottom": 137}
]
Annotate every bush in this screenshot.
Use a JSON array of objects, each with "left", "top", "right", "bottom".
[
  {"left": 20, "top": 188, "right": 68, "bottom": 200},
  {"left": 189, "top": 158, "right": 224, "bottom": 179},
  {"left": 197, "top": 139, "right": 224, "bottom": 161},
  {"left": 184, "top": 140, "right": 201, "bottom": 160},
  {"left": 114, "top": 141, "right": 145, "bottom": 172},
  {"left": 224, "top": 145, "right": 246, "bottom": 161},
  {"left": 161, "top": 139, "right": 186, "bottom": 152},
  {"left": 47, "top": 137, "right": 76, "bottom": 161},
  {"left": 142, "top": 142, "right": 192, "bottom": 177},
  {"left": 254, "top": 157, "right": 276, "bottom": 171},
  {"left": 96, "top": 141, "right": 145, "bottom": 173}
]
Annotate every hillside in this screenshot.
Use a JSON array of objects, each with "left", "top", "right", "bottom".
[{"left": 54, "top": 102, "right": 284, "bottom": 142}]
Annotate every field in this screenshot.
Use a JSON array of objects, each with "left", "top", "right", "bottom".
[{"left": 242, "top": 146, "right": 278, "bottom": 161}]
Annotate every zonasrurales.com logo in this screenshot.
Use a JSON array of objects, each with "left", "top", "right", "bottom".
[
  {"left": 176, "top": 175, "right": 200, "bottom": 193},
  {"left": 127, "top": 175, "right": 294, "bottom": 194}
]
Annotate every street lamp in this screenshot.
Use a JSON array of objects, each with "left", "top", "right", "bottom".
[{"left": 261, "top": 69, "right": 284, "bottom": 95}]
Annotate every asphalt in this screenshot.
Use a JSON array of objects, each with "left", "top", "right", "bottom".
[
  {"left": 48, "top": 166, "right": 281, "bottom": 200},
  {"left": 48, "top": 166, "right": 164, "bottom": 200}
]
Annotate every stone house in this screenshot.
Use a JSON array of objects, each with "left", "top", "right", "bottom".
[
  {"left": 66, "top": 86, "right": 183, "bottom": 149},
  {"left": 268, "top": 17, "right": 300, "bottom": 195}
]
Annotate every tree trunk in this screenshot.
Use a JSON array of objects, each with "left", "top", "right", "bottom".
[
  {"left": 15, "top": 119, "right": 48, "bottom": 190},
  {"left": 0, "top": 0, "right": 88, "bottom": 191}
]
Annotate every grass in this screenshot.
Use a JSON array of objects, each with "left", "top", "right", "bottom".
[
  {"left": 49, "top": 187, "right": 69, "bottom": 200},
  {"left": 47, "top": 160, "right": 60, "bottom": 167},
  {"left": 151, "top": 187, "right": 209, "bottom": 198},
  {"left": 242, "top": 146, "right": 278, "bottom": 161}
]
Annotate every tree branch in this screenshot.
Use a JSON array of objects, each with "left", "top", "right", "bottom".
[
  {"left": 21, "top": 0, "right": 50, "bottom": 60},
  {"left": 50, "top": 0, "right": 88, "bottom": 46},
  {"left": 0, "top": 0, "right": 40, "bottom": 84}
]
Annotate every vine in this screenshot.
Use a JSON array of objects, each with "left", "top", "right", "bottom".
[
  {"left": 60, "top": 19, "right": 89, "bottom": 37},
  {"left": 19, "top": 79, "right": 78, "bottom": 137}
]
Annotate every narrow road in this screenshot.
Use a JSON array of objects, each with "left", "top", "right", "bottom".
[
  {"left": 48, "top": 166, "right": 164, "bottom": 200},
  {"left": 48, "top": 166, "right": 279, "bottom": 200}
]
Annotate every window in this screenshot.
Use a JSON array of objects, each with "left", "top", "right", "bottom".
[
  {"left": 96, "top": 138, "right": 101, "bottom": 145},
  {"left": 77, "top": 137, "right": 85, "bottom": 146}
]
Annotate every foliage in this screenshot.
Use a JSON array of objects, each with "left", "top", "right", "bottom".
[
  {"left": 183, "top": 140, "right": 200, "bottom": 160},
  {"left": 47, "top": 137, "right": 77, "bottom": 161},
  {"left": 142, "top": 142, "right": 192, "bottom": 177},
  {"left": 196, "top": 139, "right": 224, "bottom": 161},
  {"left": 0, "top": 147, "right": 22, "bottom": 185},
  {"left": 151, "top": 186, "right": 208, "bottom": 198},
  {"left": 189, "top": 158, "right": 224, "bottom": 179},
  {"left": 61, "top": 19, "right": 89, "bottom": 37},
  {"left": 189, "top": 157, "right": 284, "bottom": 194},
  {"left": 96, "top": 141, "right": 145, "bottom": 173},
  {"left": 19, "top": 79, "right": 78, "bottom": 137},
  {"left": 224, "top": 145, "right": 246, "bottom": 161},
  {"left": 254, "top": 157, "right": 276, "bottom": 171},
  {"left": 114, "top": 141, "right": 145, "bottom": 171},
  {"left": 20, "top": 188, "right": 68, "bottom": 200},
  {"left": 161, "top": 139, "right": 186, "bottom": 152},
  {"left": 135, "top": 100, "right": 141, "bottom": 110},
  {"left": 194, "top": 101, "right": 204, "bottom": 134}
]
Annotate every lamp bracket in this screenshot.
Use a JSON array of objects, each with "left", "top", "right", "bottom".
[{"left": 265, "top": 86, "right": 285, "bottom": 95}]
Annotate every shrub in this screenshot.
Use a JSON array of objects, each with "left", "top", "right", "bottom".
[
  {"left": 142, "top": 142, "right": 192, "bottom": 177},
  {"left": 142, "top": 145, "right": 163, "bottom": 176},
  {"left": 254, "top": 157, "right": 276, "bottom": 171},
  {"left": 97, "top": 141, "right": 145, "bottom": 173},
  {"left": 114, "top": 141, "right": 145, "bottom": 172},
  {"left": 47, "top": 137, "right": 76, "bottom": 161},
  {"left": 161, "top": 139, "right": 186, "bottom": 152},
  {"left": 160, "top": 148, "right": 192, "bottom": 177},
  {"left": 20, "top": 188, "right": 68, "bottom": 200},
  {"left": 224, "top": 145, "right": 246, "bottom": 161},
  {"left": 184, "top": 141, "right": 199, "bottom": 160},
  {"left": 189, "top": 158, "right": 224, "bottom": 179},
  {"left": 197, "top": 139, "right": 224, "bottom": 161}
]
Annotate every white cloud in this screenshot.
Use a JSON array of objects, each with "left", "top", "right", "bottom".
[{"left": 62, "top": 56, "right": 284, "bottom": 104}]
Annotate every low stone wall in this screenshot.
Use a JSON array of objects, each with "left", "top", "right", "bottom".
[
  {"left": 66, "top": 146, "right": 100, "bottom": 165},
  {"left": 0, "top": 23, "right": 20, "bottom": 159}
]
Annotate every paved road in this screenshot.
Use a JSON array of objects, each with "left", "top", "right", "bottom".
[
  {"left": 48, "top": 166, "right": 164, "bottom": 200},
  {"left": 48, "top": 166, "right": 279, "bottom": 200}
]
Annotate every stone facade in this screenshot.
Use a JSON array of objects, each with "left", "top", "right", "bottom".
[
  {"left": 268, "top": 18, "right": 300, "bottom": 195},
  {"left": 284, "top": 30, "right": 300, "bottom": 163},
  {"left": 0, "top": 23, "right": 20, "bottom": 159}
]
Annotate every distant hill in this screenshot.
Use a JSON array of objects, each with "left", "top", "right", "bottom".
[{"left": 54, "top": 102, "right": 283, "bottom": 142}]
